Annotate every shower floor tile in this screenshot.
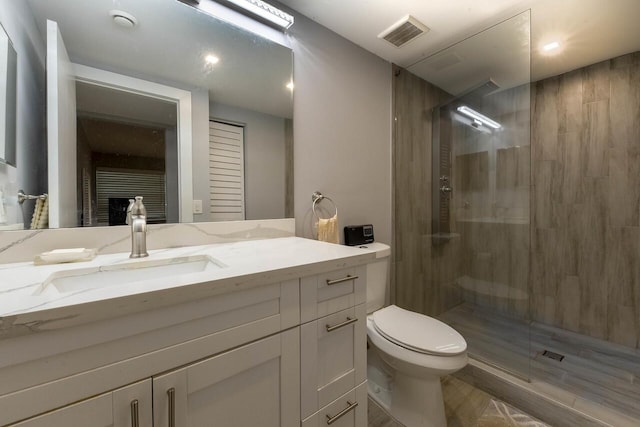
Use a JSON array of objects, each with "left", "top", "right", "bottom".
[{"left": 440, "top": 303, "right": 640, "bottom": 422}]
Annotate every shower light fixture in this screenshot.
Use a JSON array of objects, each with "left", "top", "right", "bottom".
[
  {"left": 221, "top": 0, "right": 294, "bottom": 29},
  {"left": 456, "top": 106, "right": 501, "bottom": 130}
]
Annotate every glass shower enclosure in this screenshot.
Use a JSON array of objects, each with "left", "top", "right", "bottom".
[{"left": 405, "top": 11, "right": 532, "bottom": 379}]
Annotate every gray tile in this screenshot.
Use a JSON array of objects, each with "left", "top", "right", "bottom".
[
  {"left": 582, "top": 60, "right": 610, "bottom": 103},
  {"left": 582, "top": 100, "right": 610, "bottom": 178},
  {"left": 442, "top": 375, "right": 492, "bottom": 427},
  {"left": 367, "top": 397, "right": 403, "bottom": 427},
  {"left": 477, "top": 399, "right": 550, "bottom": 427}
]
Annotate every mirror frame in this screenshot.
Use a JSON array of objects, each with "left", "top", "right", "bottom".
[
  {"left": 72, "top": 64, "right": 194, "bottom": 223},
  {"left": 0, "top": 22, "right": 17, "bottom": 167}
]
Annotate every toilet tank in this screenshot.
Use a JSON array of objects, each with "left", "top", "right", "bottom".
[{"left": 357, "top": 242, "right": 391, "bottom": 314}]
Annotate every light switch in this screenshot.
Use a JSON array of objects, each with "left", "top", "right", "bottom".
[{"left": 193, "top": 199, "right": 203, "bottom": 214}]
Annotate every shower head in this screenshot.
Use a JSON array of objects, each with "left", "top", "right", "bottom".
[{"left": 457, "top": 79, "right": 500, "bottom": 103}]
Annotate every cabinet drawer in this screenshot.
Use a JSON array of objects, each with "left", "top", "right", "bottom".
[
  {"left": 301, "top": 266, "right": 366, "bottom": 323},
  {"left": 301, "top": 304, "right": 366, "bottom": 419},
  {"left": 301, "top": 381, "right": 367, "bottom": 427}
]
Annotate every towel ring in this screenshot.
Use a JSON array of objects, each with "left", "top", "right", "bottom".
[{"left": 312, "top": 191, "right": 337, "bottom": 220}]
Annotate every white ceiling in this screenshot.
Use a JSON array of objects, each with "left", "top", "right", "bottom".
[
  {"left": 280, "top": 0, "right": 640, "bottom": 87},
  {"left": 26, "top": 0, "right": 293, "bottom": 118}
]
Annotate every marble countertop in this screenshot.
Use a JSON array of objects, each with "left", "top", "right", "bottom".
[{"left": 0, "top": 237, "right": 375, "bottom": 337}]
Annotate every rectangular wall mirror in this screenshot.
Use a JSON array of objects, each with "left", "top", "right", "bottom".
[{"left": 0, "top": 0, "right": 293, "bottom": 229}]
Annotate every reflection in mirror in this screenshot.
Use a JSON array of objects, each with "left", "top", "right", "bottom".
[
  {"left": 0, "top": 0, "right": 293, "bottom": 229},
  {"left": 0, "top": 23, "right": 16, "bottom": 168},
  {"left": 76, "top": 82, "right": 179, "bottom": 227}
]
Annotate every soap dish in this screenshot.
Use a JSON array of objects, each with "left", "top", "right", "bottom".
[{"left": 34, "top": 248, "right": 97, "bottom": 265}]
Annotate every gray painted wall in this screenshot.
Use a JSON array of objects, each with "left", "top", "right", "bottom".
[
  {"left": 277, "top": 2, "right": 393, "bottom": 245},
  {"left": 190, "top": 88, "right": 211, "bottom": 223},
  {"left": 210, "top": 102, "right": 286, "bottom": 221},
  {"left": 0, "top": 0, "right": 46, "bottom": 227}
]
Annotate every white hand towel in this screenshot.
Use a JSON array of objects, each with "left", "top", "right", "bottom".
[{"left": 317, "top": 214, "right": 339, "bottom": 244}]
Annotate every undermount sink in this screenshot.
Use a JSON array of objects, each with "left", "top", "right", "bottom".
[{"left": 33, "top": 255, "right": 226, "bottom": 296}]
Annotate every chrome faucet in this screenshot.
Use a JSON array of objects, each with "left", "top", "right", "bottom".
[{"left": 126, "top": 196, "right": 149, "bottom": 258}]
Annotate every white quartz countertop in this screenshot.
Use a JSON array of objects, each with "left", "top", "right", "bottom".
[{"left": 0, "top": 237, "right": 376, "bottom": 337}]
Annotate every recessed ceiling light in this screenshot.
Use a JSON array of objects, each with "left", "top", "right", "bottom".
[
  {"left": 286, "top": 81, "right": 294, "bottom": 90},
  {"left": 205, "top": 55, "right": 220, "bottom": 65},
  {"left": 543, "top": 41, "right": 560, "bottom": 52},
  {"left": 109, "top": 10, "right": 138, "bottom": 29}
]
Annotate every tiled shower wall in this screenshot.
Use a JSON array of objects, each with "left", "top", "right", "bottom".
[
  {"left": 391, "top": 65, "right": 460, "bottom": 315},
  {"left": 393, "top": 64, "right": 530, "bottom": 320},
  {"left": 531, "top": 51, "right": 640, "bottom": 348},
  {"left": 393, "top": 51, "right": 640, "bottom": 350}
]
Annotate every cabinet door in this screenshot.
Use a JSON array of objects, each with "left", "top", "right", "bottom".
[
  {"left": 301, "top": 304, "right": 367, "bottom": 418},
  {"left": 8, "top": 379, "right": 152, "bottom": 427},
  {"left": 153, "top": 328, "right": 300, "bottom": 427},
  {"left": 301, "top": 382, "right": 367, "bottom": 427}
]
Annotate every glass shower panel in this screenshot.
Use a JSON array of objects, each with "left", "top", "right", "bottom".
[{"left": 409, "top": 11, "right": 532, "bottom": 379}]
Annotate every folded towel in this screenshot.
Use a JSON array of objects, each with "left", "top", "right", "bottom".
[
  {"left": 30, "top": 198, "right": 42, "bottom": 230},
  {"left": 317, "top": 214, "right": 339, "bottom": 244}
]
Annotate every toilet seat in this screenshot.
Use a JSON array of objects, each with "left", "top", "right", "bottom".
[{"left": 371, "top": 305, "right": 466, "bottom": 356}]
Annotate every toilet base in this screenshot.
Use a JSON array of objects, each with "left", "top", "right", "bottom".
[
  {"left": 390, "top": 372, "right": 446, "bottom": 427},
  {"left": 367, "top": 339, "right": 449, "bottom": 427}
]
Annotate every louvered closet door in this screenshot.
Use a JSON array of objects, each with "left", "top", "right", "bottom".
[{"left": 209, "top": 121, "right": 245, "bottom": 221}]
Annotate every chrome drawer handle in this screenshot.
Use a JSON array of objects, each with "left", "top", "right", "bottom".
[
  {"left": 130, "top": 400, "right": 139, "bottom": 427},
  {"left": 326, "top": 400, "right": 359, "bottom": 425},
  {"left": 326, "top": 317, "right": 358, "bottom": 332},
  {"left": 167, "top": 388, "right": 175, "bottom": 427},
  {"left": 326, "top": 275, "right": 358, "bottom": 286}
]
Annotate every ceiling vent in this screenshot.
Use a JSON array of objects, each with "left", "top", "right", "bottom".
[{"left": 378, "top": 15, "right": 429, "bottom": 48}]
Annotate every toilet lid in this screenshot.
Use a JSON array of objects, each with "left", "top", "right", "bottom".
[{"left": 371, "top": 305, "right": 467, "bottom": 356}]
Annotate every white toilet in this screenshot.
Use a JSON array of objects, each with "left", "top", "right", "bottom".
[{"left": 360, "top": 243, "right": 468, "bottom": 427}]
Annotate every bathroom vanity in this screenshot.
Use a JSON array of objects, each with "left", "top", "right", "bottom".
[{"left": 0, "top": 237, "right": 372, "bottom": 426}]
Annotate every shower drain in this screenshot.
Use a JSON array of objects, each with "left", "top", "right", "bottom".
[{"left": 541, "top": 350, "right": 565, "bottom": 362}]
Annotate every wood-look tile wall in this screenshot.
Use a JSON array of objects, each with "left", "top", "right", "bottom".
[
  {"left": 531, "top": 51, "right": 640, "bottom": 348},
  {"left": 393, "top": 51, "right": 640, "bottom": 350},
  {"left": 393, "top": 65, "right": 531, "bottom": 320},
  {"left": 455, "top": 85, "right": 531, "bottom": 320},
  {"left": 391, "top": 65, "right": 462, "bottom": 315}
]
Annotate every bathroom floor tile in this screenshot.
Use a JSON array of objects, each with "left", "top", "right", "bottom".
[
  {"left": 367, "top": 397, "right": 403, "bottom": 427},
  {"left": 442, "top": 376, "right": 493, "bottom": 427},
  {"left": 477, "top": 399, "right": 550, "bottom": 427},
  {"left": 367, "top": 377, "right": 543, "bottom": 427}
]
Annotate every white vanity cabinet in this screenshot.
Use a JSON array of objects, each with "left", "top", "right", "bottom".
[
  {"left": 301, "top": 382, "right": 368, "bottom": 427},
  {"left": 8, "top": 380, "right": 153, "bottom": 427},
  {"left": 300, "top": 304, "right": 367, "bottom": 418},
  {"left": 300, "top": 267, "right": 368, "bottom": 427},
  {"left": 152, "top": 329, "right": 300, "bottom": 427},
  {"left": 0, "top": 244, "right": 372, "bottom": 427}
]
